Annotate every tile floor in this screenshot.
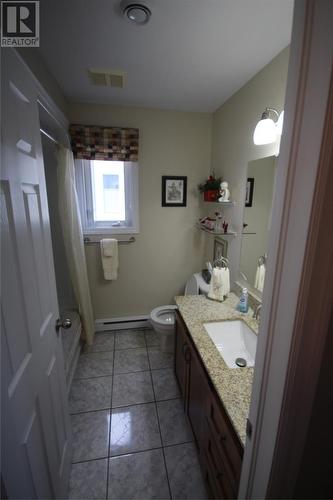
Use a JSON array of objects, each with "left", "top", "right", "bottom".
[{"left": 68, "top": 328, "right": 208, "bottom": 500}]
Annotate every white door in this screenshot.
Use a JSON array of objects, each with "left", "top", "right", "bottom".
[{"left": 1, "top": 50, "right": 72, "bottom": 499}]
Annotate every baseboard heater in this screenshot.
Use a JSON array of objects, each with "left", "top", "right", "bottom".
[{"left": 95, "top": 315, "right": 150, "bottom": 332}]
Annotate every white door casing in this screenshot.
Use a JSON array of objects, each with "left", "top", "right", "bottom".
[
  {"left": 1, "top": 49, "right": 72, "bottom": 498},
  {"left": 238, "top": 0, "right": 333, "bottom": 497}
]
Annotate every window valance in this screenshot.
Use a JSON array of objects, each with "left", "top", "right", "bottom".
[{"left": 69, "top": 124, "right": 139, "bottom": 161}]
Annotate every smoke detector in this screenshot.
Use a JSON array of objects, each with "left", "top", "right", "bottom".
[
  {"left": 88, "top": 69, "right": 126, "bottom": 88},
  {"left": 120, "top": 0, "right": 152, "bottom": 25}
]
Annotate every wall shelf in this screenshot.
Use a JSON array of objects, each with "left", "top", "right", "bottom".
[
  {"left": 201, "top": 200, "right": 236, "bottom": 207},
  {"left": 195, "top": 223, "right": 237, "bottom": 237}
]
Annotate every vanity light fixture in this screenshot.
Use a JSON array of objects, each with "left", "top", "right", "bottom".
[
  {"left": 253, "top": 107, "right": 284, "bottom": 145},
  {"left": 276, "top": 110, "right": 284, "bottom": 136}
]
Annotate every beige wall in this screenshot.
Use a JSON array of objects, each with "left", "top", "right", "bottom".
[
  {"left": 68, "top": 103, "right": 212, "bottom": 319},
  {"left": 209, "top": 47, "right": 290, "bottom": 283},
  {"left": 17, "top": 45, "right": 289, "bottom": 317}
]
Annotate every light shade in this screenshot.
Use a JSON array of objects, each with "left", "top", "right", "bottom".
[
  {"left": 253, "top": 118, "right": 277, "bottom": 145},
  {"left": 276, "top": 110, "right": 284, "bottom": 135}
]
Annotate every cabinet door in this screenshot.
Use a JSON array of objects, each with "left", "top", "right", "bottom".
[
  {"left": 202, "top": 420, "right": 236, "bottom": 499},
  {"left": 175, "top": 312, "right": 190, "bottom": 405},
  {"left": 204, "top": 391, "right": 243, "bottom": 497},
  {"left": 188, "top": 343, "right": 208, "bottom": 451}
]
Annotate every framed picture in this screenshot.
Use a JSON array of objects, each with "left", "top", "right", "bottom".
[
  {"left": 162, "top": 176, "right": 187, "bottom": 207},
  {"left": 214, "top": 237, "right": 228, "bottom": 262},
  {"left": 245, "top": 177, "right": 254, "bottom": 207}
]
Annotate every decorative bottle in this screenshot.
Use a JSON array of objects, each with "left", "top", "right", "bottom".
[{"left": 237, "top": 288, "right": 249, "bottom": 313}]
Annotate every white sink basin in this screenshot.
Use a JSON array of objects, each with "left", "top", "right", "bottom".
[{"left": 203, "top": 320, "right": 257, "bottom": 369}]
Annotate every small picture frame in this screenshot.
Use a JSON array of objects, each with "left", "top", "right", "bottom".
[
  {"left": 214, "top": 237, "right": 228, "bottom": 261},
  {"left": 162, "top": 176, "right": 187, "bottom": 207},
  {"left": 245, "top": 177, "right": 254, "bottom": 207}
]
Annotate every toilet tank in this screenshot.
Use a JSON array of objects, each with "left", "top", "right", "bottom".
[{"left": 184, "top": 273, "right": 209, "bottom": 295}]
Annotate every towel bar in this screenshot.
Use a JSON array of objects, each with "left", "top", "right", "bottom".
[{"left": 84, "top": 236, "right": 136, "bottom": 245}]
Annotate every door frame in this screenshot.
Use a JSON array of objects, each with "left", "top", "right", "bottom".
[
  {"left": 15, "top": 49, "right": 69, "bottom": 144},
  {"left": 267, "top": 61, "right": 333, "bottom": 499},
  {"left": 238, "top": 0, "right": 333, "bottom": 497}
]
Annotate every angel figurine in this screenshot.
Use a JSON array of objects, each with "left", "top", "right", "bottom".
[{"left": 218, "top": 181, "right": 230, "bottom": 202}]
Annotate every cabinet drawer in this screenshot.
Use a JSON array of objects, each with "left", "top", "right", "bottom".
[{"left": 206, "top": 392, "right": 242, "bottom": 486}]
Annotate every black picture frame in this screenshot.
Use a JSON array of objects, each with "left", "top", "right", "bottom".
[
  {"left": 245, "top": 177, "right": 254, "bottom": 207},
  {"left": 162, "top": 176, "right": 187, "bottom": 207},
  {"left": 213, "top": 238, "right": 228, "bottom": 261}
]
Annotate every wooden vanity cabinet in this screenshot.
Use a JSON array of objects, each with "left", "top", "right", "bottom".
[{"left": 174, "top": 311, "right": 243, "bottom": 499}]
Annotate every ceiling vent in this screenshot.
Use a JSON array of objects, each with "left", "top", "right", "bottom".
[
  {"left": 88, "top": 69, "right": 126, "bottom": 88},
  {"left": 120, "top": 0, "right": 152, "bottom": 25}
]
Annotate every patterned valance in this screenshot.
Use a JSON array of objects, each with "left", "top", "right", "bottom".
[{"left": 69, "top": 124, "right": 139, "bottom": 161}]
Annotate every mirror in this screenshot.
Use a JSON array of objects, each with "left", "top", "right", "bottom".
[{"left": 239, "top": 155, "right": 277, "bottom": 292}]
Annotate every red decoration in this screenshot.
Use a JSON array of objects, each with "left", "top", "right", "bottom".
[{"left": 204, "top": 190, "right": 219, "bottom": 202}]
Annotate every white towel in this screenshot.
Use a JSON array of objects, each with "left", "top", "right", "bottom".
[
  {"left": 100, "top": 239, "right": 118, "bottom": 280},
  {"left": 101, "top": 238, "right": 116, "bottom": 257},
  {"left": 254, "top": 264, "right": 266, "bottom": 292},
  {"left": 208, "top": 268, "right": 230, "bottom": 302}
]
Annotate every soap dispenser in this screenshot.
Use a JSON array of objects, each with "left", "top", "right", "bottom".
[{"left": 237, "top": 288, "right": 249, "bottom": 313}]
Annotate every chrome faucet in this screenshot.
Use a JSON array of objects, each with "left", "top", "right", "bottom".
[{"left": 253, "top": 304, "right": 262, "bottom": 320}]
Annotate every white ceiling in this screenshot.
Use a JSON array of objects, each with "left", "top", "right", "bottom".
[{"left": 39, "top": 0, "right": 294, "bottom": 112}]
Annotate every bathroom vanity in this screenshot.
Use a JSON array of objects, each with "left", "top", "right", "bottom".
[{"left": 174, "top": 294, "right": 258, "bottom": 499}]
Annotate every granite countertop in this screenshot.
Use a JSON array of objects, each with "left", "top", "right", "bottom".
[{"left": 174, "top": 293, "right": 258, "bottom": 446}]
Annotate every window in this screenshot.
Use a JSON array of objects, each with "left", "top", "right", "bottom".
[{"left": 75, "top": 160, "right": 139, "bottom": 234}]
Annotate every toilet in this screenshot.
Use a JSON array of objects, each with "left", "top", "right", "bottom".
[{"left": 150, "top": 273, "right": 209, "bottom": 352}]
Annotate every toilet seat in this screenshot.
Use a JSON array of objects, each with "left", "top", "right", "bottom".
[
  {"left": 150, "top": 305, "right": 178, "bottom": 352},
  {"left": 150, "top": 305, "right": 178, "bottom": 326},
  {"left": 149, "top": 273, "right": 205, "bottom": 353}
]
